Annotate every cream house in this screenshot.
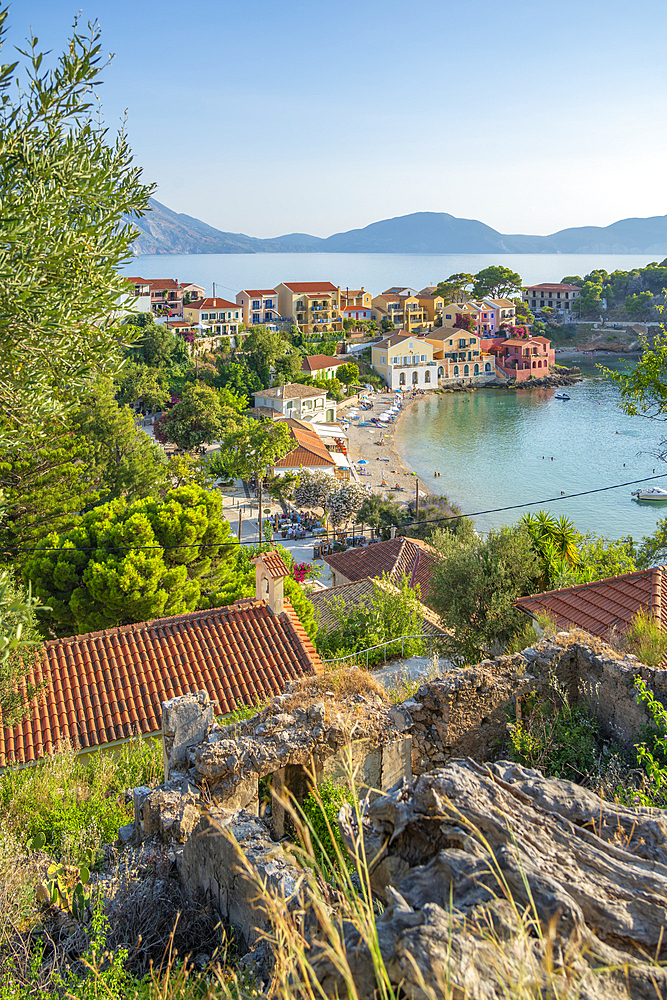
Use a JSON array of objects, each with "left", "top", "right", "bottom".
[{"left": 253, "top": 384, "right": 337, "bottom": 423}]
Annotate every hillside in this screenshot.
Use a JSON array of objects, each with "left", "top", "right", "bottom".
[{"left": 131, "top": 199, "right": 667, "bottom": 255}]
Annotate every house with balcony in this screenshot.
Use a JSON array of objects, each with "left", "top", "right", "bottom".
[
  {"left": 371, "top": 289, "right": 428, "bottom": 333},
  {"left": 440, "top": 301, "right": 484, "bottom": 332},
  {"left": 148, "top": 279, "right": 183, "bottom": 317},
  {"left": 120, "top": 277, "right": 152, "bottom": 316},
  {"left": 523, "top": 283, "right": 581, "bottom": 316},
  {"left": 415, "top": 291, "right": 446, "bottom": 327},
  {"left": 253, "top": 384, "right": 337, "bottom": 424},
  {"left": 275, "top": 282, "right": 343, "bottom": 336},
  {"left": 340, "top": 287, "right": 372, "bottom": 310},
  {"left": 424, "top": 328, "right": 496, "bottom": 380},
  {"left": 480, "top": 297, "right": 516, "bottom": 331},
  {"left": 181, "top": 282, "right": 205, "bottom": 304},
  {"left": 491, "top": 334, "right": 555, "bottom": 382},
  {"left": 371, "top": 333, "right": 439, "bottom": 390},
  {"left": 236, "top": 288, "right": 279, "bottom": 326},
  {"left": 183, "top": 297, "right": 241, "bottom": 342}
]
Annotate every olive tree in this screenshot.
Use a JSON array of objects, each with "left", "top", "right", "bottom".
[{"left": 0, "top": 10, "right": 154, "bottom": 449}]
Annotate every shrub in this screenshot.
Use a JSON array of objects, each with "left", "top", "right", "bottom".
[
  {"left": 508, "top": 687, "right": 600, "bottom": 783},
  {"left": 300, "top": 779, "right": 355, "bottom": 875},
  {"left": 0, "top": 736, "right": 161, "bottom": 862},
  {"left": 626, "top": 608, "right": 667, "bottom": 667}
]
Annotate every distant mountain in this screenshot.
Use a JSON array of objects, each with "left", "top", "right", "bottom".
[
  {"left": 131, "top": 200, "right": 667, "bottom": 255},
  {"left": 130, "top": 199, "right": 322, "bottom": 254}
]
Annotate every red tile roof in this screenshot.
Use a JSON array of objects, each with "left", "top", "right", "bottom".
[
  {"left": 185, "top": 297, "right": 237, "bottom": 310},
  {"left": 301, "top": 354, "right": 346, "bottom": 373},
  {"left": 241, "top": 289, "right": 278, "bottom": 297},
  {"left": 147, "top": 278, "right": 182, "bottom": 291},
  {"left": 274, "top": 421, "right": 334, "bottom": 469},
  {"left": 514, "top": 567, "right": 666, "bottom": 646},
  {"left": 324, "top": 537, "right": 436, "bottom": 602},
  {"left": 255, "top": 551, "right": 290, "bottom": 580},
  {"left": 1, "top": 601, "right": 322, "bottom": 767},
  {"left": 525, "top": 283, "right": 581, "bottom": 292},
  {"left": 283, "top": 282, "right": 338, "bottom": 293}
]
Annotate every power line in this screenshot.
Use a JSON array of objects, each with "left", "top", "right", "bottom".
[
  {"left": 399, "top": 472, "right": 667, "bottom": 530},
  {"left": 5, "top": 472, "right": 666, "bottom": 555}
]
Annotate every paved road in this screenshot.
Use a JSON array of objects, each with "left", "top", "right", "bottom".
[{"left": 218, "top": 484, "right": 333, "bottom": 586}]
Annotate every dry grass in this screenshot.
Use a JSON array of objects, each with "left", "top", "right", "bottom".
[{"left": 283, "top": 667, "right": 389, "bottom": 710}]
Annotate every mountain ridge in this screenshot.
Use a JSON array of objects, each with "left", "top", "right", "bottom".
[{"left": 130, "top": 199, "right": 667, "bottom": 256}]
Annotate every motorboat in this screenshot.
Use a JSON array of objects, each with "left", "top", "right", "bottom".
[
  {"left": 554, "top": 393, "right": 571, "bottom": 400},
  {"left": 632, "top": 487, "right": 667, "bottom": 502}
]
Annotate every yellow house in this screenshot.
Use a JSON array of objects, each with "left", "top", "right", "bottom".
[
  {"left": 340, "top": 287, "right": 372, "bottom": 310},
  {"left": 371, "top": 333, "right": 439, "bottom": 390},
  {"left": 424, "top": 327, "right": 496, "bottom": 378},
  {"left": 415, "top": 292, "right": 446, "bottom": 326},
  {"left": 371, "top": 289, "right": 428, "bottom": 333},
  {"left": 275, "top": 282, "right": 343, "bottom": 336}
]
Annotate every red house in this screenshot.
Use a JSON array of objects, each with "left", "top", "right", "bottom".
[{"left": 484, "top": 334, "right": 555, "bottom": 382}]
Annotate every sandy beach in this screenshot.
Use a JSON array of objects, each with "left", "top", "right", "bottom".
[{"left": 340, "top": 392, "right": 426, "bottom": 505}]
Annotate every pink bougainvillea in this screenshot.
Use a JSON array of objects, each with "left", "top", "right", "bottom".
[{"left": 292, "top": 562, "right": 311, "bottom": 583}]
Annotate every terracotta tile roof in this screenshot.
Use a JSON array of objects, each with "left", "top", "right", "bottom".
[
  {"left": 255, "top": 384, "right": 326, "bottom": 401},
  {"left": 184, "top": 297, "right": 237, "bottom": 310},
  {"left": 525, "top": 283, "right": 581, "bottom": 292},
  {"left": 375, "top": 333, "right": 413, "bottom": 349},
  {"left": 323, "top": 537, "right": 436, "bottom": 603},
  {"left": 283, "top": 281, "right": 338, "bottom": 293},
  {"left": 147, "top": 278, "right": 181, "bottom": 291},
  {"left": 1, "top": 600, "right": 322, "bottom": 767},
  {"left": 241, "top": 289, "right": 278, "bottom": 296},
  {"left": 514, "top": 567, "right": 666, "bottom": 645},
  {"left": 274, "top": 422, "right": 334, "bottom": 469},
  {"left": 254, "top": 551, "right": 289, "bottom": 580},
  {"left": 307, "top": 578, "right": 443, "bottom": 636},
  {"left": 301, "top": 355, "right": 346, "bottom": 373}
]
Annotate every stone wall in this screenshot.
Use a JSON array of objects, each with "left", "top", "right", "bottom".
[{"left": 404, "top": 656, "right": 536, "bottom": 775}]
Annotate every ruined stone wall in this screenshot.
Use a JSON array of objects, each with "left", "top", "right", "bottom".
[
  {"left": 404, "top": 630, "right": 667, "bottom": 776},
  {"left": 404, "top": 656, "right": 536, "bottom": 775}
]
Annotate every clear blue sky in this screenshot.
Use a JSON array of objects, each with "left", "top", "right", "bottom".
[{"left": 10, "top": 0, "right": 667, "bottom": 238}]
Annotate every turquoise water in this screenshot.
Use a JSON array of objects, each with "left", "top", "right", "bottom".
[
  {"left": 125, "top": 251, "right": 661, "bottom": 297},
  {"left": 394, "top": 357, "right": 667, "bottom": 541}
]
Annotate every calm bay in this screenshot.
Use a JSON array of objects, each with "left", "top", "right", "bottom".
[
  {"left": 127, "top": 251, "right": 667, "bottom": 542},
  {"left": 394, "top": 356, "right": 665, "bottom": 541}
]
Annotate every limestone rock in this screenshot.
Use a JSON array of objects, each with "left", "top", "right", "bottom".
[{"left": 320, "top": 759, "right": 667, "bottom": 999}]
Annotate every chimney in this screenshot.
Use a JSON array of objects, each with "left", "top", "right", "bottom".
[{"left": 252, "top": 551, "right": 289, "bottom": 614}]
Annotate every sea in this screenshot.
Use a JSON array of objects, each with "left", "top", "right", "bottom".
[
  {"left": 124, "top": 251, "right": 663, "bottom": 297},
  {"left": 394, "top": 355, "right": 665, "bottom": 544},
  {"left": 127, "top": 251, "right": 667, "bottom": 543}
]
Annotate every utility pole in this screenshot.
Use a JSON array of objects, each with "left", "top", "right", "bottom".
[
  {"left": 258, "top": 478, "right": 263, "bottom": 545},
  {"left": 415, "top": 478, "right": 420, "bottom": 516},
  {"left": 238, "top": 507, "right": 242, "bottom": 543}
]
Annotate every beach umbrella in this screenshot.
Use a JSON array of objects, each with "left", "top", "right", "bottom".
[{"left": 357, "top": 459, "right": 368, "bottom": 464}]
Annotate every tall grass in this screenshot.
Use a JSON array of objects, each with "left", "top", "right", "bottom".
[
  {"left": 0, "top": 736, "right": 161, "bottom": 862},
  {"left": 626, "top": 608, "right": 667, "bottom": 667}
]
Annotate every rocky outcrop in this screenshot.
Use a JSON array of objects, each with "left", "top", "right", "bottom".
[{"left": 318, "top": 759, "right": 667, "bottom": 999}]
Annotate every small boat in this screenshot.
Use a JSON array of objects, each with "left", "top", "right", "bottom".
[
  {"left": 554, "top": 392, "right": 571, "bottom": 400},
  {"left": 632, "top": 487, "right": 667, "bottom": 502}
]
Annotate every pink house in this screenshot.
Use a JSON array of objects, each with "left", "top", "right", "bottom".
[{"left": 489, "top": 335, "right": 555, "bottom": 382}]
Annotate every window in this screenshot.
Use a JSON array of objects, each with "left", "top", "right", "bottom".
[
  {"left": 409, "top": 342, "right": 413, "bottom": 349},
  {"left": 424, "top": 370, "right": 431, "bottom": 384},
  {"left": 202, "top": 313, "right": 209, "bottom": 320},
  {"left": 453, "top": 365, "right": 459, "bottom": 376},
  {"left": 464, "top": 365, "right": 469, "bottom": 375},
  {"left": 420, "top": 354, "right": 427, "bottom": 362},
  {"left": 446, "top": 313, "right": 452, "bottom": 320},
  {"left": 252, "top": 313, "right": 260, "bottom": 323},
  {"left": 448, "top": 340, "right": 453, "bottom": 346},
  {"left": 266, "top": 300, "right": 274, "bottom": 308},
  {"left": 252, "top": 299, "right": 260, "bottom": 308},
  {"left": 391, "top": 355, "right": 399, "bottom": 363},
  {"left": 382, "top": 356, "right": 386, "bottom": 362},
  {"left": 286, "top": 400, "right": 293, "bottom": 410},
  {"left": 471, "top": 338, "right": 476, "bottom": 344}
]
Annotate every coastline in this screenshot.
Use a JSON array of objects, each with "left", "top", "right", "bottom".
[{"left": 343, "top": 394, "right": 424, "bottom": 503}]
